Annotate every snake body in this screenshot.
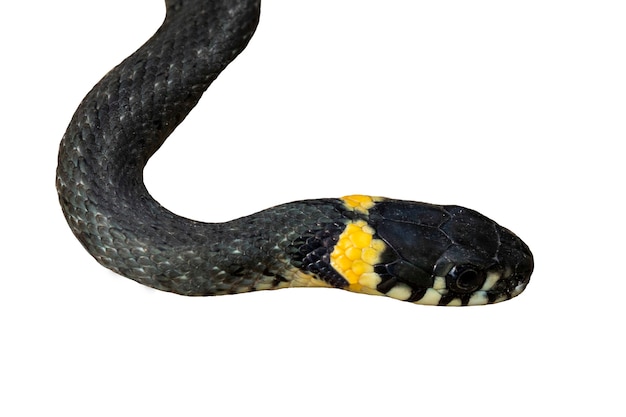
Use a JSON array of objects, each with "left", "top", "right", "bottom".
[{"left": 56, "top": 0, "right": 533, "bottom": 305}]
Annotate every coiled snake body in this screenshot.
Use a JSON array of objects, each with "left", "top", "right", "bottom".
[{"left": 56, "top": 0, "right": 533, "bottom": 306}]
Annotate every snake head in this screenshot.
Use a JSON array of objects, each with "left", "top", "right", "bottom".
[
  {"left": 428, "top": 210, "right": 534, "bottom": 305},
  {"left": 359, "top": 201, "right": 534, "bottom": 306}
]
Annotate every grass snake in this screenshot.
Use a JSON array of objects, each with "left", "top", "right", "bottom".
[{"left": 56, "top": 0, "right": 533, "bottom": 306}]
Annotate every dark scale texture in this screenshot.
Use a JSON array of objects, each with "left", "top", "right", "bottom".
[
  {"left": 56, "top": 0, "right": 342, "bottom": 295},
  {"left": 57, "top": 0, "right": 534, "bottom": 303},
  {"left": 287, "top": 218, "right": 350, "bottom": 288}
]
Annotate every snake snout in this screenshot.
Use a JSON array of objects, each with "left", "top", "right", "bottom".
[{"left": 492, "top": 226, "right": 534, "bottom": 302}]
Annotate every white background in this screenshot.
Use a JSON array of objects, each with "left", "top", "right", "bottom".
[{"left": 2, "top": 0, "right": 624, "bottom": 415}]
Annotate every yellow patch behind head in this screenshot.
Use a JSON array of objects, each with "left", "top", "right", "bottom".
[
  {"left": 340, "top": 195, "right": 382, "bottom": 214},
  {"left": 330, "top": 220, "right": 386, "bottom": 294}
]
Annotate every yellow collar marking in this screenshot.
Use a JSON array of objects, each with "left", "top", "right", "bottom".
[
  {"left": 330, "top": 220, "right": 386, "bottom": 294},
  {"left": 340, "top": 195, "right": 382, "bottom": 214}
]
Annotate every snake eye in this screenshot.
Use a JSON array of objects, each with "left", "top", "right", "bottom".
[{"left": 446, "top": 264, "right": 485, "bottom": 293}]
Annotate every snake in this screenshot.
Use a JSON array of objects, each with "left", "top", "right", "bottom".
[{"left": 56, "top": 0, "right": 533, "bottom": 306}]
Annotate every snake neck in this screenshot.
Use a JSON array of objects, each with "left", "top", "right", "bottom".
[{"left": 56, "top": 0, "right": 264, "bottom": 293}]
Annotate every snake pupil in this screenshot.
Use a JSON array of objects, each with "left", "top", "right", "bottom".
[
  {"left": 457, "top": 270, "right": 479, "bottom": 289},
  {"left": 446, "top": 265, "right": 485, "bottom": 293}
]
